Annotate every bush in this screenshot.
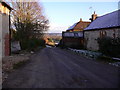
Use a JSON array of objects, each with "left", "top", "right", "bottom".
[
  {"left": 20, "top": 38, "right": 45, "bottom": 51},
  {"left": 57, "top": 39, "right": 67, "bottom": 49},
  {"left": 97, "top": 37, "right": 120, "bottom": 57},
  {"left": 13, "top": 61, "right": 27, "bottom": 69}
]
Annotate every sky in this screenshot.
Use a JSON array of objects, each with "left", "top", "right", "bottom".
[
  {"left": 41, "top": 1, "right": 119, "bottom": 33},
  {"left": 6, "top": 0, "right": 119, "bottom": 33}
]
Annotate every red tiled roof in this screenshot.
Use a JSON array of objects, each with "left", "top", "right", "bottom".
[
  {"left": 67, "top": 21, "right": 90, "bottom": 31},
  {"left": 74, "top": 21, "right": 90, "bottom": 30}
]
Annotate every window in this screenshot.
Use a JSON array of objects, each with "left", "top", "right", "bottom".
[
  {"left": 100, "top": 31, "right": 107, "bottom": 38},
  {"left": 103, "top": 31, "right": 106, "bottom": 36},
  {"left": 74, "top": 33, "right": 78, "bottom": 37},
  {"left": 113, "top": 30, "right": 116, "bottom": 38}
]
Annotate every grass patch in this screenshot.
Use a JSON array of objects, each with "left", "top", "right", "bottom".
[
  {"left": 13, "top": 60, "right": 27, "bottom": 69},
  {"left": 96, "top": 55, "right": 117, "bottom": 63}
]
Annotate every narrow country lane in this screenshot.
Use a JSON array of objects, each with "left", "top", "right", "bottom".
[{"left": 3, "top": 47, "right": 119, "bottom": 88}]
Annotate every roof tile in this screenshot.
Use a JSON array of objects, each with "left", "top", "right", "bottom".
[{"left": 67, "top": 21, "right": 90, "bottom": 31}]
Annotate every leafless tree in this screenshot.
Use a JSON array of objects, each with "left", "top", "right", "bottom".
[{"left": 10, "top": 0, "right": 49, "bottom": 41}]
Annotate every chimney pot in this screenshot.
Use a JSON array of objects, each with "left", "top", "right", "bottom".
[
  {"left": 80, "top": 18, "right": 82, "bottom": 22},
  {"left": 90, "top": 11, "right": 97, "bottom": 22}
]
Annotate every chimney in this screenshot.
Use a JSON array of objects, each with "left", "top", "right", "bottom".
[
  {"left": 80, "top": 18, "right": 82, "bottom": 22},
  {"left": 89, "top": 11, "right": 97, "bottom": 22}
]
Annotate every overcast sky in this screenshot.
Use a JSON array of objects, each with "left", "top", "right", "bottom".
[{"left": 42, "top": 1, "right": 118, "bottom": 33}]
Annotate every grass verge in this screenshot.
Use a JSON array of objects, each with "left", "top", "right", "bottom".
[
  {"left": 96, "top": 55, "right": 118, "bottom": 63},
  {"left": 13, "top": 60, "right": 28, "bottom": 69}
]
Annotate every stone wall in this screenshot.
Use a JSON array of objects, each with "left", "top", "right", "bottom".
[{"left": 84, "top": 28, "right": 120, "bottom": 51}]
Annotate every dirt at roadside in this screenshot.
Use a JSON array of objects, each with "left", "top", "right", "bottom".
[{"left": 2, "top": 52, "right": 31, "bottom": 83}]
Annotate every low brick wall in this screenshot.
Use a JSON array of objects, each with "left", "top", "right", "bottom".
[{"left": 62, "top": 37, "right": 84, "bottom": 48}]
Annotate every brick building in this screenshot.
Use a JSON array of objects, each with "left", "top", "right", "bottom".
[
  {"left": 0, "top": 1, "right": 12, "bottom": 57},
  {"left": 84, "top": 10, "right": 120, "bottom": 51},
  {"left": 62, "top": 18, "right": 90, "bottom": 49}
]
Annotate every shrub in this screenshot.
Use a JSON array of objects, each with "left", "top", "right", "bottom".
[
  {"left": 20, "top": 38, "right": 45, "bottom": 51},
  {"left": 13, "top": 61, "right": 27, "bottom": 69},
  {"left": 57, "top": 39, "right": 69, "bottom": 49},
  {"left": 97, "top": 37, "right": 120, "bottom": 57},
  {"left": 48, "top": 38, "right": 54, "bottom": 42},
  {"left": 96, "top": 55, "right": 117, "bottom": 63}
]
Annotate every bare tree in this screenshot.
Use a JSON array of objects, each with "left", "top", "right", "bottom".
[{"left": 10, "top": 0, "right": 49, "bottom": 41}]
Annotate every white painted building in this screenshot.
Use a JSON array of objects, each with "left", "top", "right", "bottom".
[{"left": 0, "top": 1, "right": 12, "bottom": 58}]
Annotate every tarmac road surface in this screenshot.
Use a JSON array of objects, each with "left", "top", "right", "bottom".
[{"left": 3, "top": 47, "right": 120, "bottom": 88}]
